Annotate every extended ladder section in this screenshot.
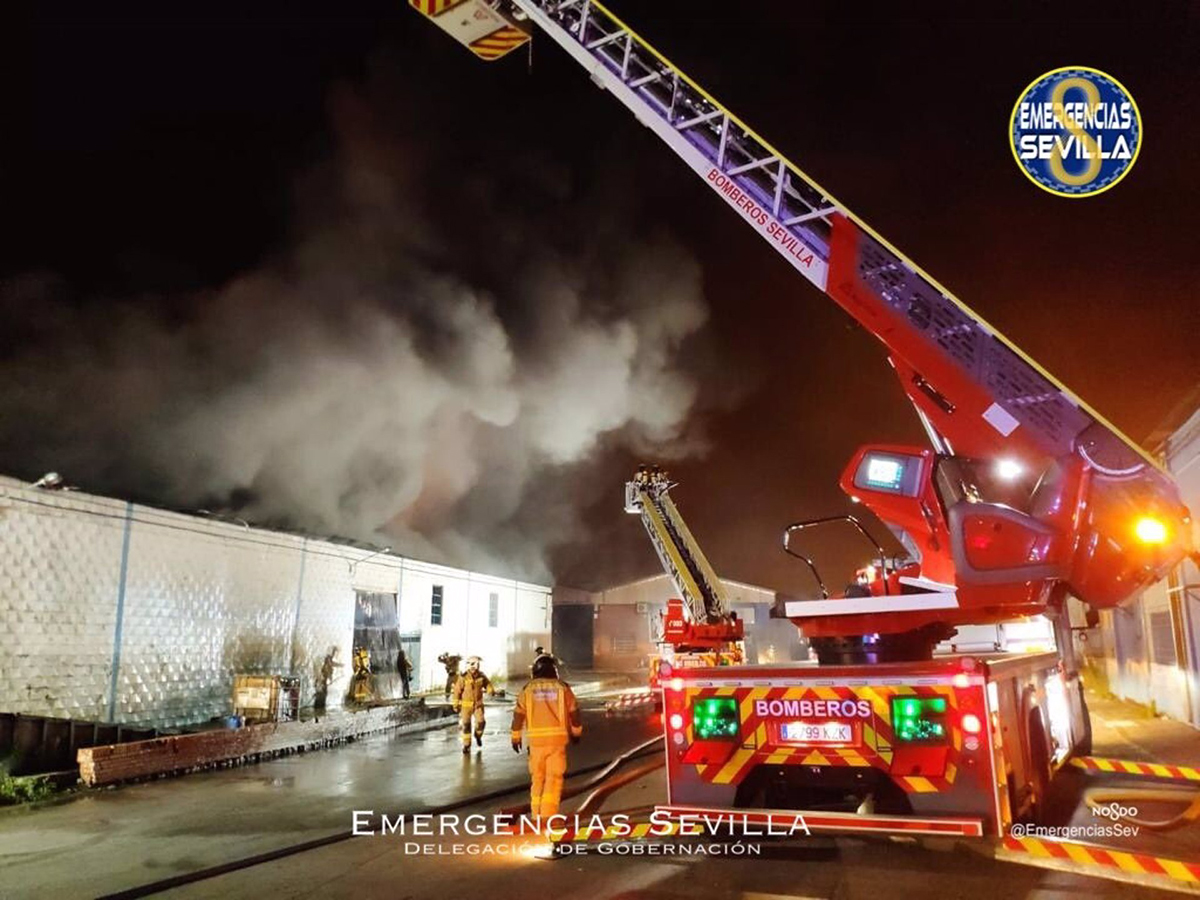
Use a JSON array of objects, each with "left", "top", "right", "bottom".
[
  {"left": 625, "top": 467, "right": 727, "bottom": 626},
  {"left": 516, "top": 0, "right": 835, "bottom": 296},
  {"left": 413, "top": 0, "right": 1192, "bottom": 621},
  {"left": 510, "top": 0, "right": 1175, "bottom": 490}
]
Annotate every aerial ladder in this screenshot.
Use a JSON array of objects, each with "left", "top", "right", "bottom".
[
  {"left": 624, "top": 465, "right": 744, "bottom": 680},
  {"left": 413, "top": 1, "right": 1200, "bottom": 847},
  {"left": 411, "top": 0, "right": 1193, "bottom": 664}
]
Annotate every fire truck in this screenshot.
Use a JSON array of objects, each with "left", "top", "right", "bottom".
[
  {"left": 624, "top": 465, "right": 745, "bottom": 690},
  {"left": 411, "top": 0, "right": 1194, "bottom": 837}
]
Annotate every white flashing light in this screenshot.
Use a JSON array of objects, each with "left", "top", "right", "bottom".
[
  {"left": 668, "top": 713, "right": 684, "bottom": 730},
  {"left": 995, "top": 458, "right": 1024, "bottom": 480},
  {"left": 669, "top": 678, "right": 684, "bottom": 692}
]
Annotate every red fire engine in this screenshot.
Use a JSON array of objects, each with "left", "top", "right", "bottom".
[{"left": 413, "top": 0, "right": 1194, "bottom": 837}]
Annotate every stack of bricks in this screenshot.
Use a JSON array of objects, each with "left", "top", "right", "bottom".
[{"left": 78, "top": 704, "right": 425, "bottom": 786}]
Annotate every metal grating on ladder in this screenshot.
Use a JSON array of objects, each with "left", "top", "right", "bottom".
[
  {"left": 519, "top": 0, "right": 1091, "bottom": 457},
  {"left": 515, "top": 0, "right": 1166, "bottom": 474},
  {"left": 856, "top": 235, "right": 1092, "bottom": 453},
  {"left": 639, "top": 492, "right": 709, "bottom": 627},
  {"left": 527, "top": 0, "right": 838, "bottom": 275}
]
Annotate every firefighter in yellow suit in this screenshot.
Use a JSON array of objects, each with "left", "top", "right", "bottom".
[
  {"left": 453, "top": 656, "right": 495, "bottom": 753},
  {"left": 510, "top": 654, "right": 582, "bottom": 818}
]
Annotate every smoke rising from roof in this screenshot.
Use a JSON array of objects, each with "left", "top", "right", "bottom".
[{"left": 0, "top": 83, "right": 710, "bottom": 581}]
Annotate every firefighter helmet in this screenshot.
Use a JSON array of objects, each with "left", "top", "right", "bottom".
[{"left": 531, "top": 653, "right": 558, "bottom": 679}]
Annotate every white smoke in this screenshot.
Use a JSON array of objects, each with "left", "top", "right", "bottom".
[{"left": 0, "top": 85, "right": 710, "bottom": 580}]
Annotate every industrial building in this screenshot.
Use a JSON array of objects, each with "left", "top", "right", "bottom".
[{"left": 0, "top": 475, "right": 550, "bottom": 731}]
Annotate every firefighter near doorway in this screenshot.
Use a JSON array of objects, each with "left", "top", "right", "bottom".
[
  {"left": 438, "top": 652, "right": 462, "bottom": 700},
  {"left": 510, "top": 654, "right": 582, "bottom": 819},
  {"left": 452, "top": 656, "right": 495, "bottom": 754}
]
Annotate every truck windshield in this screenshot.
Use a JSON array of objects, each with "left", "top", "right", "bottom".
[{"left": 933, "top": 456, "right": 1038, "bottom": 513}]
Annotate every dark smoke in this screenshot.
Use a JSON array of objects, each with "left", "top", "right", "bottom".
[{"left": 0, "top": 82, "right": 712, "bottom": 581}]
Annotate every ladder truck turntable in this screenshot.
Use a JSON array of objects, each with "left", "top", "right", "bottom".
[{"left": 411, "top": 0, "right": 1194, "bottom": 838}]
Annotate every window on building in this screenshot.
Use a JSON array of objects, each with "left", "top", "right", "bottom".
[
  {"left": 431, "top": 585, "right": 443, "bottom": 626},
  {"left": 488, "top": 592, "right": 499, "bottom": 628},
  {"left": 1150, "top": 609, "right": 1177, "bottom": 666}
]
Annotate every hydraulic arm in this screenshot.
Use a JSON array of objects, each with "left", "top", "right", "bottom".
[
  {"left": 411, "top": 0, "right": 1193, "bottom": 655},
  {"left": 625, "top": 465, "right": 743, "bottom": 648}
]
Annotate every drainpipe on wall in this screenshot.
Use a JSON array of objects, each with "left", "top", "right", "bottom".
[
  {"left": 105, "top": 501, "right": 135, "bottom": 724},
  {"left": 287, "top": 538, "right": 308, "bottom": 677}
]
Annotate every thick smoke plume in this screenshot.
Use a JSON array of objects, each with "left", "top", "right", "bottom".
[{"left": 0, "top": 84, "right": 709, "bottom": 580}]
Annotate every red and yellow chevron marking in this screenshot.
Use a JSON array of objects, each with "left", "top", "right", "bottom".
[
  {"left": 687, "top": 683, "right": 962, "bottom": 792},
  {"left": 469, "top": 26, "right": 529, "bottom": 61},
  {"left": 1001, "top": 836, "right": 1200, "bottom": 888},
  {"left": 408, "top": 0, "right": 461, "bottom": 17},
  {"left": 1071, "top": 756, "right": 1200, "bottom": 782}
]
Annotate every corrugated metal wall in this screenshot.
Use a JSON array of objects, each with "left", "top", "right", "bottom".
[
  {"left": 0, "top": 476, "right": 550, "bottom": 729},
  {"left": 1096, "top": 405, "right": 1200, "bottom": 728}
]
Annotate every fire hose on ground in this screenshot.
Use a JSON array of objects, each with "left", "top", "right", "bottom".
[
  {"left": 100, "top": 731, "right": 665, "bottom": 899},
  {"left": 1084, "top": 787, "right": 1200, "bottom": 831}
]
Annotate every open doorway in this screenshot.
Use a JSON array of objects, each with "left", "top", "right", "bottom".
[{"left": 353, "top": 591, "right": 404, "bottom": 702}]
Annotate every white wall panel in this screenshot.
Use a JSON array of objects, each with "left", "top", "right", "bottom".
[
  {"left": 116, "top": 513, "right": 302, "bottom": 728},
  {"left": 0, "top": 480, "right": 126, "bottom": 722},
  {"left": 290, "top": 545, "right": 356, "bottom": 711},
  {"left": 1, "top": 476, "right": 551, "bottom": 728}
]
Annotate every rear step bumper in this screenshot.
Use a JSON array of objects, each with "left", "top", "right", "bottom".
[{"left": 658, "top": 804, "right": 985, "bottom": 837}]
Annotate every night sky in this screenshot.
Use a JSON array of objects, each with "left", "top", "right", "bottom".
[{"left": 7, "top": 1, "right": 1199, "bottom": 593}]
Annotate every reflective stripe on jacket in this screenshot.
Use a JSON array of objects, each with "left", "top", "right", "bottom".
[
  {"left": 510, "top": 678, "right": 582, "bottom": 747},
  {"left": 453, "top": 671, "right": 494, "bottom": 706}
]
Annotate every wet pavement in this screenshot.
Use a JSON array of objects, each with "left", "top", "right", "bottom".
[
  {"left": 3, "top": 690, "right": 1198, "bottom": 899},
  {"left": 149, "top": 691, "right": 1200, "bottom": 900},
  {"left": 0, "top": 700, "right": 661, "bottom": 899},
  {"left": 1043, "top": 691, "right": 1200, "bottom": 865}
]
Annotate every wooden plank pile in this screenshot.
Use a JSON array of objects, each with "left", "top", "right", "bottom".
[{"left": 78, "top": 703, "right": 438, "bottom": 785}]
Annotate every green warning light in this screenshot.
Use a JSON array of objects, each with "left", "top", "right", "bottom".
[
  {"left": 891, "top": 696, "right": 949, "bottom": 743},
  {"left": 692, "top": 697, "right": 739, "bottom": 740}
]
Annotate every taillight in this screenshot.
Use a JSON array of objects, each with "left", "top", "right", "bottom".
[{"left": 691, "top": 697, "right": 739, "bottom": 739}]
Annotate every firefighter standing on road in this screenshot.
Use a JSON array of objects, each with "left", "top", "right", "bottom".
[
  {"left": 452, "top": 656, "right": 495, "bottom": 753},
  {"left": 510, "top": 654, "right": 582, "bottom": 819}
]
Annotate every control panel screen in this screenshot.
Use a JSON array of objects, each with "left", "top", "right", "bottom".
[
  {"left": 865, "top": 457, "right": 905, "bottom": 490},
  {"left": 853, "top": 450, "right": 923, "bottom": 497}
]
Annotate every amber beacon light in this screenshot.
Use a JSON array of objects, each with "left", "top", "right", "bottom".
[{"left": 1134, "top": 516, "right": 1169, "bottom": 545}]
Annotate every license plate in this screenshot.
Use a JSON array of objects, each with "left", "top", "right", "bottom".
[{"left": 780, "top": 720, "right": 854, "bottom": 744}]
